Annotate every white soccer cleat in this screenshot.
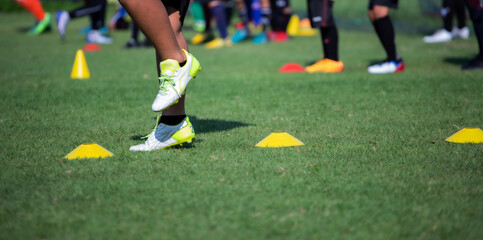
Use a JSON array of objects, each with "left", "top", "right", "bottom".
[
  {"left": 423, "top": 29, "right": 453, "bottom": 43},
  {"left": 368, "top": 59, "right": 405, "bottom": 74},
  {"left": 151, "top": 49, "right": 201, "bottom": 112},
  {"left": 55, "top": 10, "right": 70, "bottom": 39},
  {"left": 86, "top": 30, "right": 113, "bottom": 44},
  {"left": 129, "top": 117, "right": 195, "bottom": 151}
]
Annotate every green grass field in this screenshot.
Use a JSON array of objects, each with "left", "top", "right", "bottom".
[{"left": 1, "top": 3, "right": 482, "bottom": 239}]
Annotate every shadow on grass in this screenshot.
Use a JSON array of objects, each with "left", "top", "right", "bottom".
[
  {"left": 130, "top": 116, "right": 252, "bottom": 141},
  {"left": 368, "top": 59, "right": 389, "bottom": 66},
  {"left": 190, "top": 116, "right": 252, "bottom": 134},
  {"left": 443, "top": 57, "right": 470, "bottom": 66},
  {"left": 16, "top": 26, "right": 53, "bottom": 34}
]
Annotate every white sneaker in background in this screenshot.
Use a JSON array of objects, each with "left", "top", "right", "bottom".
[
  {"left": 87, "top": 30, "right": 112, "bottom": 44},
  {"left": 455, "top": 26, "right": 470, "bottom": 39},
  {"left": 368, "top": 59, "right": 405, "bottom": 74},
  {"left": 423, "top": 29, "right": 453, "bottom": 43},
  {"left": 55, "top": 10, "right": 70, "bottom": 39}
]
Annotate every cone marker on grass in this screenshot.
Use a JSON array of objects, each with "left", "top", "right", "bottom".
[
  {"left": 256, "top": 132, "right": 304, "bottom": 148},
  {"left": 71, "top": 49, "right": 90, "bottom": 79},
  {"left": 445, "top": 128, "right": 483, "bottom": 143},
  {"left": 65, "top": 143, "right": 113, "bottom": 160}
]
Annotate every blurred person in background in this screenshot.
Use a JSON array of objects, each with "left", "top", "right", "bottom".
[
  {"left": 231, "top": 0, "right": 252, "bottom": 43},
  {"left": 462, "top": 0, "right": 483, "bottom": 69},
  {"left": 252, "top": 0, "right": 271, "bottom": 44},
  {"left": 305, "top": 0, "right": 344, "bottom": 73},
  {"left": 231, "top": 0, "right": 291, "bottom": 44},
  {"left": 367, "top": 0, "right": 405, "bottom": 74},
  {"left": 15, "top": 0, "right": 51, "bottom": 35},
  {"left": 198, "top": 0, "right": 233, "bottom": 49},
  {"left": 108, "top": 6, "right": 152, "bottom": 48},
  {"left": 424, "top": 0, "right": 470, "bottom": 43},
  {"left": 56, "top": 0, "right": 112, "bottom": 44},
  {"left": 267, "top": 0, "right": 292, "bottom": 42},
  {"left": 190, "top": 0, "right": 216, "bottom": 45}
]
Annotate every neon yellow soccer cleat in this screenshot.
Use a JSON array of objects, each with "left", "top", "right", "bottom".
[
  {"left": 29, "top": 12, "right": 51, "bottom": 35},
  {"left": 129, "top": 117, "right": 195, "bottom": 151},
  {"left": 151, "top": 49, "right": 201, "bottom": 112}
]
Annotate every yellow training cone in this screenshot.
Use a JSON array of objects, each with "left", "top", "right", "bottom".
[
  {"left": 255, "top": 132, "right": 304, "bottom": 148},
  {"left": 65, "top": 143, "right": 113, "bottom": 160},
  {"left": 286, "top": 14, "right": 300, "bottom": 36},
  {"left": 445, "top": 128, "right": 483, "bottom": 143},
  {"left": 71, "top": 49, "right": 90, "bottom": 79}
]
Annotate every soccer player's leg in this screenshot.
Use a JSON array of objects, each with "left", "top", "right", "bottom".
[
  {"left": 305, "top": 0, "right": 344, "bottom": 73},
  {"left": 367, "top": 0, "right": 404, "bottom": 74},
  {"left": 122, "top": 0, "right": 201, "bottom": 151},
  {"left": 462, "top": 0, "right": 483, "bottom": 70},
  {"left": 423, "top": 0, "right": 454, "bottom": 43},
  {"left": 86, "top": 0, "right": 112, "bottom": 44},
  {"left": 205, "top": 0, "right": 233, "bottom": 48},
  {"left": 15, "top": 0, "right": 52, "bottom": 35}
]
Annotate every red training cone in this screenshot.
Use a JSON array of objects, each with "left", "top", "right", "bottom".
[
  {"left": 279, "top": 63, "right": 305, "bottom": 73},
  {"left": 83, "top": 43, "right": 101, "bottom": 52}
]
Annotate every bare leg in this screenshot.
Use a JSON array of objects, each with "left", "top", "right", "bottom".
[{"left": 368, "top": 5, "right": 389, "bottom": 22}]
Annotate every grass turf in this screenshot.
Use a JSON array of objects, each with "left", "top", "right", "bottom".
[{"left": 0, "top": 7, "right": 482, "bottom": 240}]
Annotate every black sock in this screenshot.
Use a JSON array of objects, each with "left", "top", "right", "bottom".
[
  {"left": 130, "top": 22, "right": 140, "bottom": 42},
  {"left": 373, "top": 16, "right": 398, "bottom": 62},
  {"left": 442, "top": 0, "right": 453, "bottom": 32},
  {"left": 321, "top": 25, "right": 339, "bottom": 61},
  {"left": 160, "top": 115, "right": 186, "bottom": 125},
  {"left": 453, "top": 0, "right": 467, "bottom": 29},
  {"left": 179, "top": 61, "right": 187, "bottom": 67}
]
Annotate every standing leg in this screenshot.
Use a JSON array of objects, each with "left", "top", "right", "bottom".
[
  {"left": 15, "top": 0, "right": 51, "bottom": 35},
  {"left": 367, "top": 1, "right": 404, "bottom": 74},
  {"left": 462, "top": 0, "right": 483, "bottom": 70},
  {"left": 453, "top": 0, "right": 471, "bottom": 38},
  {"left": 423, "top": 0, "right": 455, "bottom": 43},
  {"left": 205, "top": 0, "right": 232, "bottom": 48}
]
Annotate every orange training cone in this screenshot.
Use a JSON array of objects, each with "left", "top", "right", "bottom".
[
  {"left": 71, "top": 49, "right": 90, "bottom": 79},
  {"left": 279, "top": 63, "right": 305, "bottom": 73},
  {"left": 83, "top": 43, "right": 101, "bottom": 52}
]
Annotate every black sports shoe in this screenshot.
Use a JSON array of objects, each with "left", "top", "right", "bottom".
[{"left": 462, "top": 56, "right": 483, "bottom": 70}]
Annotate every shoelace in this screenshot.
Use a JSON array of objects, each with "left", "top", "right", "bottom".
[
  {"left": 158, "top": 74, "right": 175, "bottom": 95},
  {"left": 141, "top": 115, "right": 162, "bottom": 140}
]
